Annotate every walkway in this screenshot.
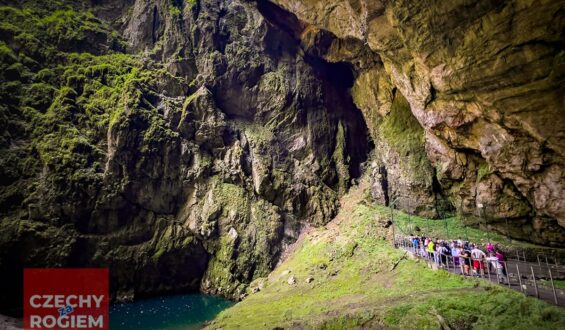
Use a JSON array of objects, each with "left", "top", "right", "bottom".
[{"left": 394, "top": 236, "right": 565, "bottom": 307}]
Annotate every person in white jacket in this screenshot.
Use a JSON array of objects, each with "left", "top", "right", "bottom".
[{"left": 486, "top": 252, "right": 508, "bottom": 284}]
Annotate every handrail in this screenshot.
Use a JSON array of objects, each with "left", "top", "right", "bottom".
[{"left": 393, "top": 235, "right": 563, "bottom": 306}]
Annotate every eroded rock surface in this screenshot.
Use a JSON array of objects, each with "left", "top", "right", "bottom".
[
  {"left": 271, "top": 0, "right": 565, "bottom": 245},
  {"left": 0, "top": 0, "right": 370, "bottom": 311},
  {"left": 0, "top": 0, "right": 563, "bottom": 317}
]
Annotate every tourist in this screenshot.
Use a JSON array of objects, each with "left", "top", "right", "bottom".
[
  {"left": 452, "top": 244, "right": 461, "bottom": 268},
  {"left": 396, "top": 234, "right": 513, "bottom": 283},
  {"left": 461, "top": 248, "right": 472, "bottom": 276},
  {"left": 495, "top": 249, "right": 507, "bottom": 277},
  {"left": 463, "top": 241, "right": 470, "bottom": 251},
  {"left": 471, "top": 245, "right": 487, "bottom": 277},
  {"left": 427, "top": 239, "right": 435, "bottom": 261},
  {"left": 440, "top": 242, "right": 450, "bottom": 267},
  {"left": 434, "top": 240, "right": 442, "bottom": 264},
  {"left": 412, "top": 236, "right": 420, "bottom": 255},
  {"left": 485, "top": 242, "right": 495, "bottom": 273},
  {"left": 486, "top": 242, "right": 494, "bottom": 254},
  {"left": 420, "top": 237, "right": 427, "bottom": 257},
  {"left": 487, "top": 252, "right": 508, "bottom": 284}
]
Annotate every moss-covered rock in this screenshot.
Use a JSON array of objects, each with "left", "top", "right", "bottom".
[
  {"left": 272, "top": 0, "right": 565, "bottom": 245},
  {"left": 0, "top": 0, "right": 372, "bottom": 312}
]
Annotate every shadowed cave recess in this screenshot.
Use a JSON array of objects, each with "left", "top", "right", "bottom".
[{"left": 0, "top": 0, "right": 564, "bottom": 317}]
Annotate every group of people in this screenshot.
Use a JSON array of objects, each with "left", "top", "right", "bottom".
[{"left": 407, "top": 236, "right": 509, "bottom": 284}]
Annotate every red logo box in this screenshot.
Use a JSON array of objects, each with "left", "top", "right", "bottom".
[{"left": 24, "top": 269, "right": 109, "bottom": 330}]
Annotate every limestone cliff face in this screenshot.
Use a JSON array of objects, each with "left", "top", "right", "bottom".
[
  {"left": 111, "top": 0, "right": 372, "bottom": 298},
  {"left": 0, "top": 0, "right": 370, "bottom": 311},
  {"left": 271, "top": 0, "right": 565, "bottom": 245},
  {"left": 0, "top": 0, "right": 563, "bottom": 316}
]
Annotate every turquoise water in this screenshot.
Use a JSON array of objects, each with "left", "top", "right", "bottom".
[{"left": 110, "top": 294, "right": 234, "bottom": 330}]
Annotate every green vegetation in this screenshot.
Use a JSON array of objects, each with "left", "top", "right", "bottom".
[
  {"left": 380, "top": 93, "right": 423, "bottom": 156},
  {"left": 235, "top": 120, "right": 275, "bottom": 143},
  {"left": 208, "top": 183, "right": 565, "bottom": 329},
  {"left": 332, "top": 121, "right": 350, "bottom": 194},
  {"left": 379, "top": 91, "right": 432, "bottom": 184},
  {"left": 388, "top": 205, "right": 558, "bottom": 251},
  {"left": 476, "top": 161, "right": 490, "bottom": 182},
  {"left": 197, "top": 179, "right": 284, "bottom": 298},
  {"left": 187, "top": 0, "right": 198, "bottom": 9},
  {"left": 540, "top": 279, "right": 565, "bottom": 290},
  {"left": 153, "top": 221, "right": 196, "bottom": 260},
  {"left": 389, "top": 207, "right": 509, "bottom": 244},
  {"left": 0, "top": 1, "right": 184, "bottom": 218},
  {"left": 168, "top": 5, "right": 182, "bottom": 18}
]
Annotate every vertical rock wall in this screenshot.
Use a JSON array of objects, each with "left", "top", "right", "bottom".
[
  {"left": 271, "top": 0, "right": 565, "bottom": 245},
  {"left": 0, "top": 0, "right": 372, "bottom": 310},
  {"left": 0, "top": 0, "right": 563, "bottom": 316}
]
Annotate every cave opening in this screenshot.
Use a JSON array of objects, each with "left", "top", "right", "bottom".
[{"left": 257, "top": 0, "right": 373, "bottom": 182}]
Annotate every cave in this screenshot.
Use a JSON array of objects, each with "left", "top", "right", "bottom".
[{"left": 1, "top": 0, "right": 564, "bottom": 327}]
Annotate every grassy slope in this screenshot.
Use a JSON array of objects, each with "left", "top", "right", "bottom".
[{"left": 207, "top": 181, "right": 565, "bottom": 329}]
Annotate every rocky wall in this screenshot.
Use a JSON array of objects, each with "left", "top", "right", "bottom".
[{"left": 271, "top": 0, "right": 565, "bottom": 245}]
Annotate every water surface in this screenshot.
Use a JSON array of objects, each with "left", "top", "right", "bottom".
[{"left": 110, "top": 294, "right": 234, "bottom": 330}]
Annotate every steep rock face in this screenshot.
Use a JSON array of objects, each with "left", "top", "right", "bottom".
[
  {"left": 258, "top": 0, "right": 448, "bottom": 218},
  {"left": 0, "top": 0, "right": 370, "bottom": 312},
  {"left": 271, "top": 0, "right": 565, "bottom": 245},
  {"left": 0, "top": 0, "right": 563, "bottom": 316}
]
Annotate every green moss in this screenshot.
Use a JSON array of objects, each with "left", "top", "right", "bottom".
[
  {"left": 168, "top": 5, "right": 182, "bottom": 18},
  {"left": 154, "top": 226, "right": 173, "bottom": 259},
  {"left": 476, "top": 161, "right": 490, "bottom": 182},
  {"left": 40, "top": 10, "right": 110, "bottom": 46},
  {"left": 0, "top": 42, "right": 17, "bottom": 63},
  {"left": 0, "top": 4, "right": 117, "bottom": 62},
  {"left": 378, "top": 92, "right": 432, "bottom": 184},
  {"left": 178, "top": 89, "right": 202, "bottom": 125},
  {"left": 208, "top": 184, "right": 565, "bottom": 329},
  {"left": 187, "top": 0, "right": 198, "bottom": 9},
  {"left": 200, "top": 180, "right": 283, "bottom": 297},
  {"left": 0, "top": 1, "right": 184, "bottom": 224},
  {"left": 36, "top": 68, "right": 55, "bottom": 83},
  {"left": 21, "top": 83, "right": 57, "bottom": 112},
  {"left": 380, "top": 93, "right": 423, "bottom": 156},
  {"left": 235, "top": 120, "right": 275, "bottom": 144},
  {"left": 214, "top": 182, "right": 250, "bottom": 215},
  {"left": 142, "top": 112, "right": 179, "bottom": 152},
  {"left": 204, "top": 235, "right": 238, "bottom": 287},
  {"left": 35, "top": 126, "right": 89, "bottom": 168},
  {"left": 332, "top": 121, "right": 350, "bottom": 194},
  {"left": 153, "top": 224, "right": 197, "bottom": 260}
]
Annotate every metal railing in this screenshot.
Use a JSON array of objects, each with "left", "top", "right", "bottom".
[
  {"left": 387, "top": 204, "right": 563, "bottom": 268},
  {"left": 393, "top": 235, "right": 565, "bottom": 307}
]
